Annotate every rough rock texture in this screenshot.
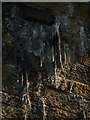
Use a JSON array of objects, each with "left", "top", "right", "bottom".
[{"left": 2, "top": 2, "right": 90, "bottom": 120}]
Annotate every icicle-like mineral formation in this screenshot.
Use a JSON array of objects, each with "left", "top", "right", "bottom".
[
  {"left": 17, "top": 79, "right": 19, "bottom": 83},
  {"left": 55, "top": 17, "right": 63, "bottom": 71},
  {"left": 64, "top": 45, "right": 67, "bottom": 65},
  {"left": 22, "top": 74, "right": 23, "bottom": 86},
  {"left": 52, "top": 46, "right": 55, "bottom": 62},
  {"left": 64, "top": 52, "right": 67, "bottom": 65},
  {"left": 40, "top": 59, "right": 42, "bottom": 67}
]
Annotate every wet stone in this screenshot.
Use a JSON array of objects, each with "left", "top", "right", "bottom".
[{"left": 2, "top": 2, "right": 90, "bottom": 120}]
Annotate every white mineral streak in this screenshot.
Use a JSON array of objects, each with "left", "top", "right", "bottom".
[
  {"left": 40, "top": 59, "right": 42, "bottom": 67},
  {"left": 52, "top": 46, "right": 54, "bottom": 62},
  {"left": 55, "top": 18, "right": 63, "bottom": 71},
  {"left": 22, "top": 74, "right": 23, "bottom": 86},
  {"left": 64, "top": 52, "right": 67, "bottom": 65},
  {"left": 17, "top": 79, "right": 19, "bottom": 83},
  {"left": 11, "top": 5, "right": 16, "bottom": 18},
  {"left": 68, "top": 56, "right": 71, "bottom": 64},
  {"left": 55, "top": 21, "right": 61, "bottom": 51},
  {"left": 41, "top": 25, "right": 42, "bottom": 31},
  {"left": 59, "top": 52, "right": 62, "bottom": 63},
  {"left": 64, "top": 45, "right": 67, "bottom": 65},
  {"left": 55, "top": 61, "right": 57, "bottom": 78},
  {"left": 54, "top": 61, "right": 60, "bottom": 89}
]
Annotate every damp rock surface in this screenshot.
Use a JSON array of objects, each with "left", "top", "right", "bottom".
[{"left": 2, "top": 2, "right": 90, "bottom": 120}]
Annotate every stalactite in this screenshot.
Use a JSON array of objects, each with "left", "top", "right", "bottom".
[
  {"left": 40, "top": 59, "right": 42, "bottom": 67},
  {"left": 17, "top": 79, "right": 19, "bottom": 83},
  {"left": 68, "top": 56, "right": 71, "bottom": 65},
  {"left": 41, "top": 25, "right": 42, "bottom": 31},
  {"left": 64, "top": 45, "right": 67, "bottom": 65},
  {"left": 22, "top": 74, "right": 24, "bottom": 86},
  {"left": 40, "top": 42, "right": 44, "bottom": 67},
  {"left": 64, "top": 52, "right": 67, "bottom": 65},
  {"left": 54, "top": 61, "right": 57, "bottom": 79},
  {"left": 52, "top": 46, "right": 54, "bottom": 62},
  {"left": 55, "top": 20, "right": 64, "bottom": 71},
  {"left": 54, "top": 61, "right": 60, "bottom": 89},
  {"left": 11, "top": 4, "right": 17, "bottom": 18}
]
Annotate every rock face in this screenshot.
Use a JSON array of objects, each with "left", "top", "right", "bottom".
[{"left": 2, "top": 2, "right": 90, "bottom": 120}]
